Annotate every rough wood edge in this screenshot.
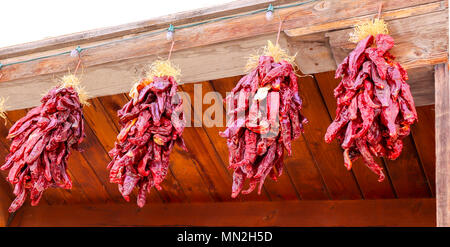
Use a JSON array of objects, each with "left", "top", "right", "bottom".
[
  {"left": 0, "top": 0, "right": 301, "bottom": 59},
  {"left": 435, "top": 63, "right": 449, "bottom": 227}
]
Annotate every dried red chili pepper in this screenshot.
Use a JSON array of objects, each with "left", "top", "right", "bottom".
[
  {"left": 221, "top": 44, "right": 307, "bottom": 197},
  {"left": 108, "top": 62, "right": 186, "bottom": 208},
  {"left": 325, "top": 34, "right": 418, "bottom": 181},
  {"left": 1, "top": 75, "right": 86, "bottom": 212}
]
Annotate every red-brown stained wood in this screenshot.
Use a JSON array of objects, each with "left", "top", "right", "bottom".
[
  {"left": 298, "top": 75, "right": 362, "bottom": 199},
  {"left": 97, "top": 94, "right": 130, "bottom": 130},
  {"left": 0, "top": 179, "right": 11, "bottom": 226},
  {"left": 314, "top": 71, "right": 396, "bottom": 199},
  {"left": 181, "top": 81, "right": 276, "bottom": 201},
  {"left": 383, "top": 136, "right": 432, "bottom": 198},
  {"left": 411, "top": 105, "right": 436, "bottom": 195},
  {"left": 10, "top": 198, "right": 436, "bottom": 227},
  {"left": 83, "top": 98, "right": 120, "bottom": 152}
]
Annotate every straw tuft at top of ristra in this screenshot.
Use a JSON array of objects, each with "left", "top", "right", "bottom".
[
  {"left": 245, "top": 40, "right": 297, "bottom": 72},
  {"left": 130, "top": 59, "right": 181, "bottom": 99},
  {"left": 146, "top": 59, "right": 181, "bottom": 81},
  {"left": 0, "top": 97, "right": 7, "bottom": 124},
  {"left": 349, "top": 18, "right": 389, "bottom": 43},
  {"left": 58, "top": 74, "right": 89, "bottom": 106}
]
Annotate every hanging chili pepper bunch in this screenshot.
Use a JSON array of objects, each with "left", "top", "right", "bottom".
[
  {"left": 108, "top": 60, "right": 186, "bottom": 207},
  {"left": 1, "top": 74, "right": 87, "bottom": 212},
  {"left": 325, "top": 18, "right": 418, "bottom": 181},
  {"left": 220, "top": 41, "right": 307, "bottom": 197}
]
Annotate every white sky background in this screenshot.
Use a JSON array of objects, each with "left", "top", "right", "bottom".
[{"left": 0, "top": 0, "right": 233, "bottom": 48}]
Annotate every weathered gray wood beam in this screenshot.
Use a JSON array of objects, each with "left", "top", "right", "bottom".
[{"left": 435, "top": 63, "right": 449, "bottom": 227}]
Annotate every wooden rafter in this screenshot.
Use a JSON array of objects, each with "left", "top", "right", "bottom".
[{"left": 10, "top": 199, "right": 436, "bottom": 227}]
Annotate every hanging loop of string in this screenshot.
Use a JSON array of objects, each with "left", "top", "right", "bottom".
[
  {"left": 0, "top": 0, "right": 319, "bottom": 70},
  {"left": 377, "top": 2, "right": 383, "bottom": 19},
  {"left": 168, "top": 40, "right": 175, "bottom": 61},
  {"left": 275, "top": 12, "right": 283, "bottom": 46},
  {"left": 74, "top": 53, "right": 82, "bottom": 75}
]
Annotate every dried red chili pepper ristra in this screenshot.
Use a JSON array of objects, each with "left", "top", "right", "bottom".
[
  {"left": 1, "top": 74, "right": 87, "bottom": 212},
  {"left": 220, "top": 41, "right": 307, "bottom": 197},
  {"left": 108, "top": 60, "right": 186, "bottom": 207},
  {"left": 325, "top": 21, "right": 418, "bottom": 182}
]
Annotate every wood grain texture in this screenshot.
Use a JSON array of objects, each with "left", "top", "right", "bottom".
[
  {"left": 180, "top": 80, "right": 273, "bottom": 201},
  {"left": 0, "top": 177, "right": 11, "bottom": 226},
  {"left": 0, "top": 34, "right": 285, "bottom": 111},
  {"left": 411, "top": 105, "right": 436, "bottom": 195},
  {"left": 0, "top": 0, "right": 294, "bottom": 59},
  {"left": 10, "top": 199, "right": 436, "bottom": 227},
  {"left": 285, "top": 0, "right": 447, "bottom": 37},
  {"left": 435, "top": 63, "right": 449, "bottom": 227},
  {"left": 0, "top": 1, "right": 445, "bottom": 111},
  {"left": 327, "top": 10, "right": 448, "bottom": 70},
  {"left": 287, "top": 32, "right": 337, "bottom": 74},
  {"left": 298, "top": 75, "right": 362, "bottom": 199}
]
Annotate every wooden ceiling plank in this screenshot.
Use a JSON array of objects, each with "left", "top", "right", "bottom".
[
  {"left": 176, "top": 83, "right": 245, "bottom": 202},
  {"left": 411, "top": 105, "right": 436, "bottom": 196},
  {"left": 9, "top": 198, "right": 436, "bottom": 227},
  {"left": 383, "top": 136, "right": 433, "bottom": 198},
  {"left": 298, "top": 74, "right": 362, "bottom": 199},
  {"left": 435, "top": 63, "right": 449, "bottom": 227},
  {"left": 77, "top": 122, "right": 127, "bottom": 202},
  {"left": 0, "top": 167, "right": 13, "bottom": 226},
  {"left": 182, "top": 80, "right": 278, "bottom": 201},
  {"left": 314, "top": 71, "right": 397, "bottom": 199}
]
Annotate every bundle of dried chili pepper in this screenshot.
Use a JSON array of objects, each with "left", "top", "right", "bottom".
[
  {"left": 1, "top": 75, "right": 87, "bottom": 212},
  {"left": 220, "top": 41, "right": 307, "bottom": 197},
  {"left": 108, "top": 60, "right": 186, "bottom": 207},
  {"left": 325, "top": 20, "right": 418, "bottom": 181}
]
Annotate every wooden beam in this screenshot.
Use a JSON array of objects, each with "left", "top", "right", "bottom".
[
  {"left": 0, "top": 0, "right": 443, "bottom": 84},
  {"left": 0, "top": 33, "right": 288, "bottom": 111},
  {"left": 326, "top": 10, "right": 448, "bottom": 70},
  {"left": 10, "top": 199, "right": 435, "bottom": 227},
  {"left": 0, "top": 0, "right": 299, "bottom": 59},
  {"left": 435, "top": 63, "right": 449, "bottom": 227},
  {"left": 0, "top": 0, "right": 445, "bottom": 111},
  {"left": 285, "top": 0, "right": 447, "bottom": 37}
]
